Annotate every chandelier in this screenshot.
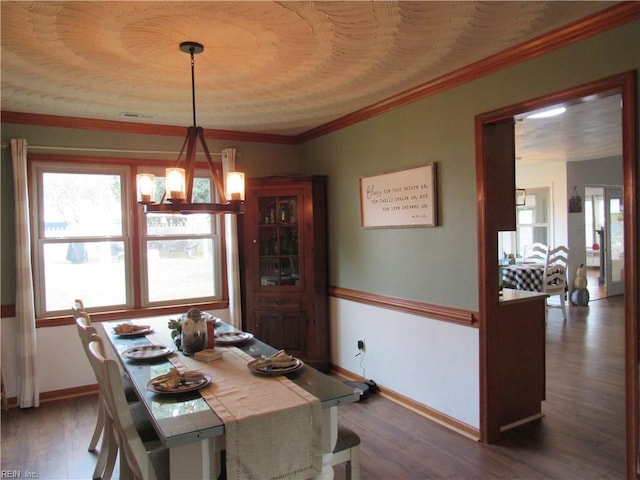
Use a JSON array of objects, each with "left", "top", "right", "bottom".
[{"left": 136, "top": 41, "right": 244, "bottom": 214}]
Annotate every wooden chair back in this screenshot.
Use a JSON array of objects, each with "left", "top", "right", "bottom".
[
  {"left": 74, "top": 310, "right": 119, "bottom": 479},
  {"left": 75, "top": 312, "right": 96, "bottom": 357},
  {"left": 72, "top": 298, "right": 86, "bottom": 320},
  {"left": 544, "top": 245, "right": 569, "bottom": 292},
  {"left": 524, "top": 242, "right": 548, "bottom": 264},
  {"left": 543, "top": 245, "right": 569, "bottom": 319},
  {"left": 88, "top": 336, "right": 158, "bottom": 480}
]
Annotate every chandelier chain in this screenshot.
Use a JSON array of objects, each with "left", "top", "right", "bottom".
[{"left": 190, "top": 47, "right": 197, "bottom": 128}]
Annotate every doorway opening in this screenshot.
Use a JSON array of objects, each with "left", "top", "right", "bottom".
[
  {"left": 584, "top": 186, "right": 625, "bottom": 299},
  {"left": 584, "top": 186, "right": 606, "bottom": 299},
  {"left": 476, "top": 71, "right": 636, "bottom": 477}
]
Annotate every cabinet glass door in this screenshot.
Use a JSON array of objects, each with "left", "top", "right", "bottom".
[{"left": 257, "top": 195, "right": 300, "bottom": 286}]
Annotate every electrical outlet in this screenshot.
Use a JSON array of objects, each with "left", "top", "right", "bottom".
[{"left": 357, "top": 339, "right": 365, "bottom": 351}]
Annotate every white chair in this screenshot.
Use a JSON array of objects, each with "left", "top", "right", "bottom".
[
  {"left": 71, "top": 298, "right": 85, "bottom": 319},
  {"left": 524, "top": 243, "right": 548, "bottom": 264},
  {"left": 73, "top": 301, "right": 138, "bottom": 400},
  {"left": 74, "top": 309, "right": 159, "bottom": 480},
  {"left": 332, "top": 424, "right": 361, "bottom": 480},
  {"left": 75, "top": 314, "right": 120, "bottom": 479},
  {"left": 543, "top": 245, "right": 569, "bottom": 320},
  {"left": 74, "top": 309, "right": 108, "bottom": 460},
  {"left": 88, "top": 336, "right": 169, "bottom": 480}
]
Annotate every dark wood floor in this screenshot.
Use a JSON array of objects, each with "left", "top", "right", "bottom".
[
  {"left": 586, "top": 267, "right": 606, "bottom": 300},
  {"left": 2, "top": 296, "right": 625, "bottom": 479}
]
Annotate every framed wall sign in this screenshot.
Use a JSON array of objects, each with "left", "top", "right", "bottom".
[{"left": 359, "top": 163, "right": 437, "bottom": 228}]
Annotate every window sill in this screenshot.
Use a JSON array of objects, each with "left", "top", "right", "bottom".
[{"left": 35, "top": 300, "right": 230, "bottom": 328}]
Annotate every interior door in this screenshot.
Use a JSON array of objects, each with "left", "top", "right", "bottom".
[{"left": 604, "top": 187, "right": 624, "bottom": 297}]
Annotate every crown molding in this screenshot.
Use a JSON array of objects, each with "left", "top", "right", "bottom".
[
  {"left": 0, "top": 111, "right": 297, "bottom": 145},
  {"left": 295, "top": 2, "right": 640, "bottom": 143}
]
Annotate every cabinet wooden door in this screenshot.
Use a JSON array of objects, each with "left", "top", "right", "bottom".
[
  {"left": 242, "top": 176, "right": 329, "bottom": 371},
  {"left": 253, "top": 310, "right": 307, "bottom": 357}
]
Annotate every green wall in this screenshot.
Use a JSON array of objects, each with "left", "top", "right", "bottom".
[
  {"left": 1, "top": 147, "right": 16, "bottom": 304},
  {"left": 300, "top": 20, "right": 640, "bottom": 311}
]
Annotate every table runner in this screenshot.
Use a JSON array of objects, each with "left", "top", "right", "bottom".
[{"left": 168, "top": 346, "right": 322, "bottom": 480}]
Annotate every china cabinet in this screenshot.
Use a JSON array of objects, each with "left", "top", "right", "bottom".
[{"left": 242, "top": 176, "right": 329, "bottom": 371}]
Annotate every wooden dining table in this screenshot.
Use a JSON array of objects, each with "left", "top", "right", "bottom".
[{"left": 101, "top": 316, "right": 359, "bottom": 480}]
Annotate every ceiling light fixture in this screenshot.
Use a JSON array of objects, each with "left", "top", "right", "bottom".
[
  {"left": 526, "top": 106, "right": 567, "bottom": 119},
  {"left": 137, "top": 41, "right": 244, "bottom": 214}
]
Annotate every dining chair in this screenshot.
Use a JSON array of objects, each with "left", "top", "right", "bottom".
[
  {"left": 543, "top": 245, "right": 569, "bottom": 320},
  {"left": 74, "top": 310, "right": 107, "bottom": 454},
  {"left": 332, "top": 424, "right": 361, "bottom": 480},
  {"left": 74, "top": 310, "right": 159, "bottom": 480},
  {"left": 88, "top": 336, "right": 169, "bottom": 480},
  {"left": 524, "top": 242, "right": 548, "bottom": 264},
  {"left": 72, "top": 298, "right": 85, "bottom": 319},
  {"left": 73, "top": 302, "right": 138, "bottom": 402}
]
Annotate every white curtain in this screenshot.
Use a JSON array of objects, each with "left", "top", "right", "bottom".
[
  {"left": 221, "top": 147, "right": 243, "bottom": 329},
  {"left": 10, "top": 139, "right": 39, "bottom": 408}
]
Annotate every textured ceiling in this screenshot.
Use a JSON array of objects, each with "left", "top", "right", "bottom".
[
  {"left": 0, "top": 1, "right": 624, "bottom": 163},
  {"left": 515, "top": 94, "right": 622, "bottom": 166}
]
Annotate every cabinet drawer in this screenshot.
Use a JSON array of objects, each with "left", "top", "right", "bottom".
[{"left": 257, "top": 294, "right": 305, "bottom": 309}]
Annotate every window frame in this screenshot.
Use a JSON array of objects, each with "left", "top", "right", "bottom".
[
  {"left": 29, "top": 154, "right": 229, "bottom": 324},
  {"left": 498, "top": 185, "right": 551, "bottom": 260},
  {"left": 515, "top": 186, "right": 551, "bottom": 255},
  {"left": 137, "top": 166, "right": 224, "bottom": 307}
]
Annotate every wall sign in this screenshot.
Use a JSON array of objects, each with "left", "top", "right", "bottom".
[{"left": 359, "top": 163, "right": 437, "bottom": 228}]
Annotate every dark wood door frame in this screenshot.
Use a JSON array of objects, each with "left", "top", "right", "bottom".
[{"left": 475, "top": 71, "right": 638, "bottom": 478}]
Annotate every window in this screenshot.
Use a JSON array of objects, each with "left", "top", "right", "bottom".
[
  {"left": 498, "top": 186, "right": 550, "bottom": 260},
  {"left": 32, "top": 161, "right": 224, "bottom": 317},
  {"left": 515, "top": 187, "right": 550, "bottom": 255},
  {"left": 584, "top": 188, "right": 605, "bottom": 248},
  {"left": 140, "top": 171, "right": 222, "bottom": 305}
]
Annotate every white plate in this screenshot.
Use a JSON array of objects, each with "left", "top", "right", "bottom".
[
  {"left": 146, "top": 372, "right": 211, "bottom": 394},
  {"left": 215, "top": 331, "right": 254, "bottom": 345},
  {"left": 247, "top": 358, "right": 304, "bottom": 376},
  {"left": 122, "top": 344, "right": 174, "bottom": 360}
]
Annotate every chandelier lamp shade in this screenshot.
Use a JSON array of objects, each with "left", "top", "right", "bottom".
[{"left": 137, "top": 41, "right": 244, "bottom": 214}]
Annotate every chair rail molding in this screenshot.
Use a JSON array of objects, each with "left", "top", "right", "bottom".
[{"left": 328, "top": 286, "right": 479, "bottom": 327}]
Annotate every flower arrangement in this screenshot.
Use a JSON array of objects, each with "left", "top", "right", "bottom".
[{"left": 168, "top": 317, "right": 182, "bottom": 349}]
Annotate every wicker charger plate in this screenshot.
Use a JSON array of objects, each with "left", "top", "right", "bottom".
[
  {"left": 215, "top": 331, "right": 254, "bottom": 345},
  {"left": 146, "top": 372, "right": 211, "bottom": 394},
  {"left": 113, "top": 325, "right": 153, "bottom": 337},
  {"left": 247, "top": 358, "right": 304, "bottom": 376},
  {"left": 122, "top": 344, "right": 174, "bottom": 360}
]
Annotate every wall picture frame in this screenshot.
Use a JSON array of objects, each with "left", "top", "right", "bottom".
[{"left": 359, "top": 163, "right": 437, "bottom": 228}]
